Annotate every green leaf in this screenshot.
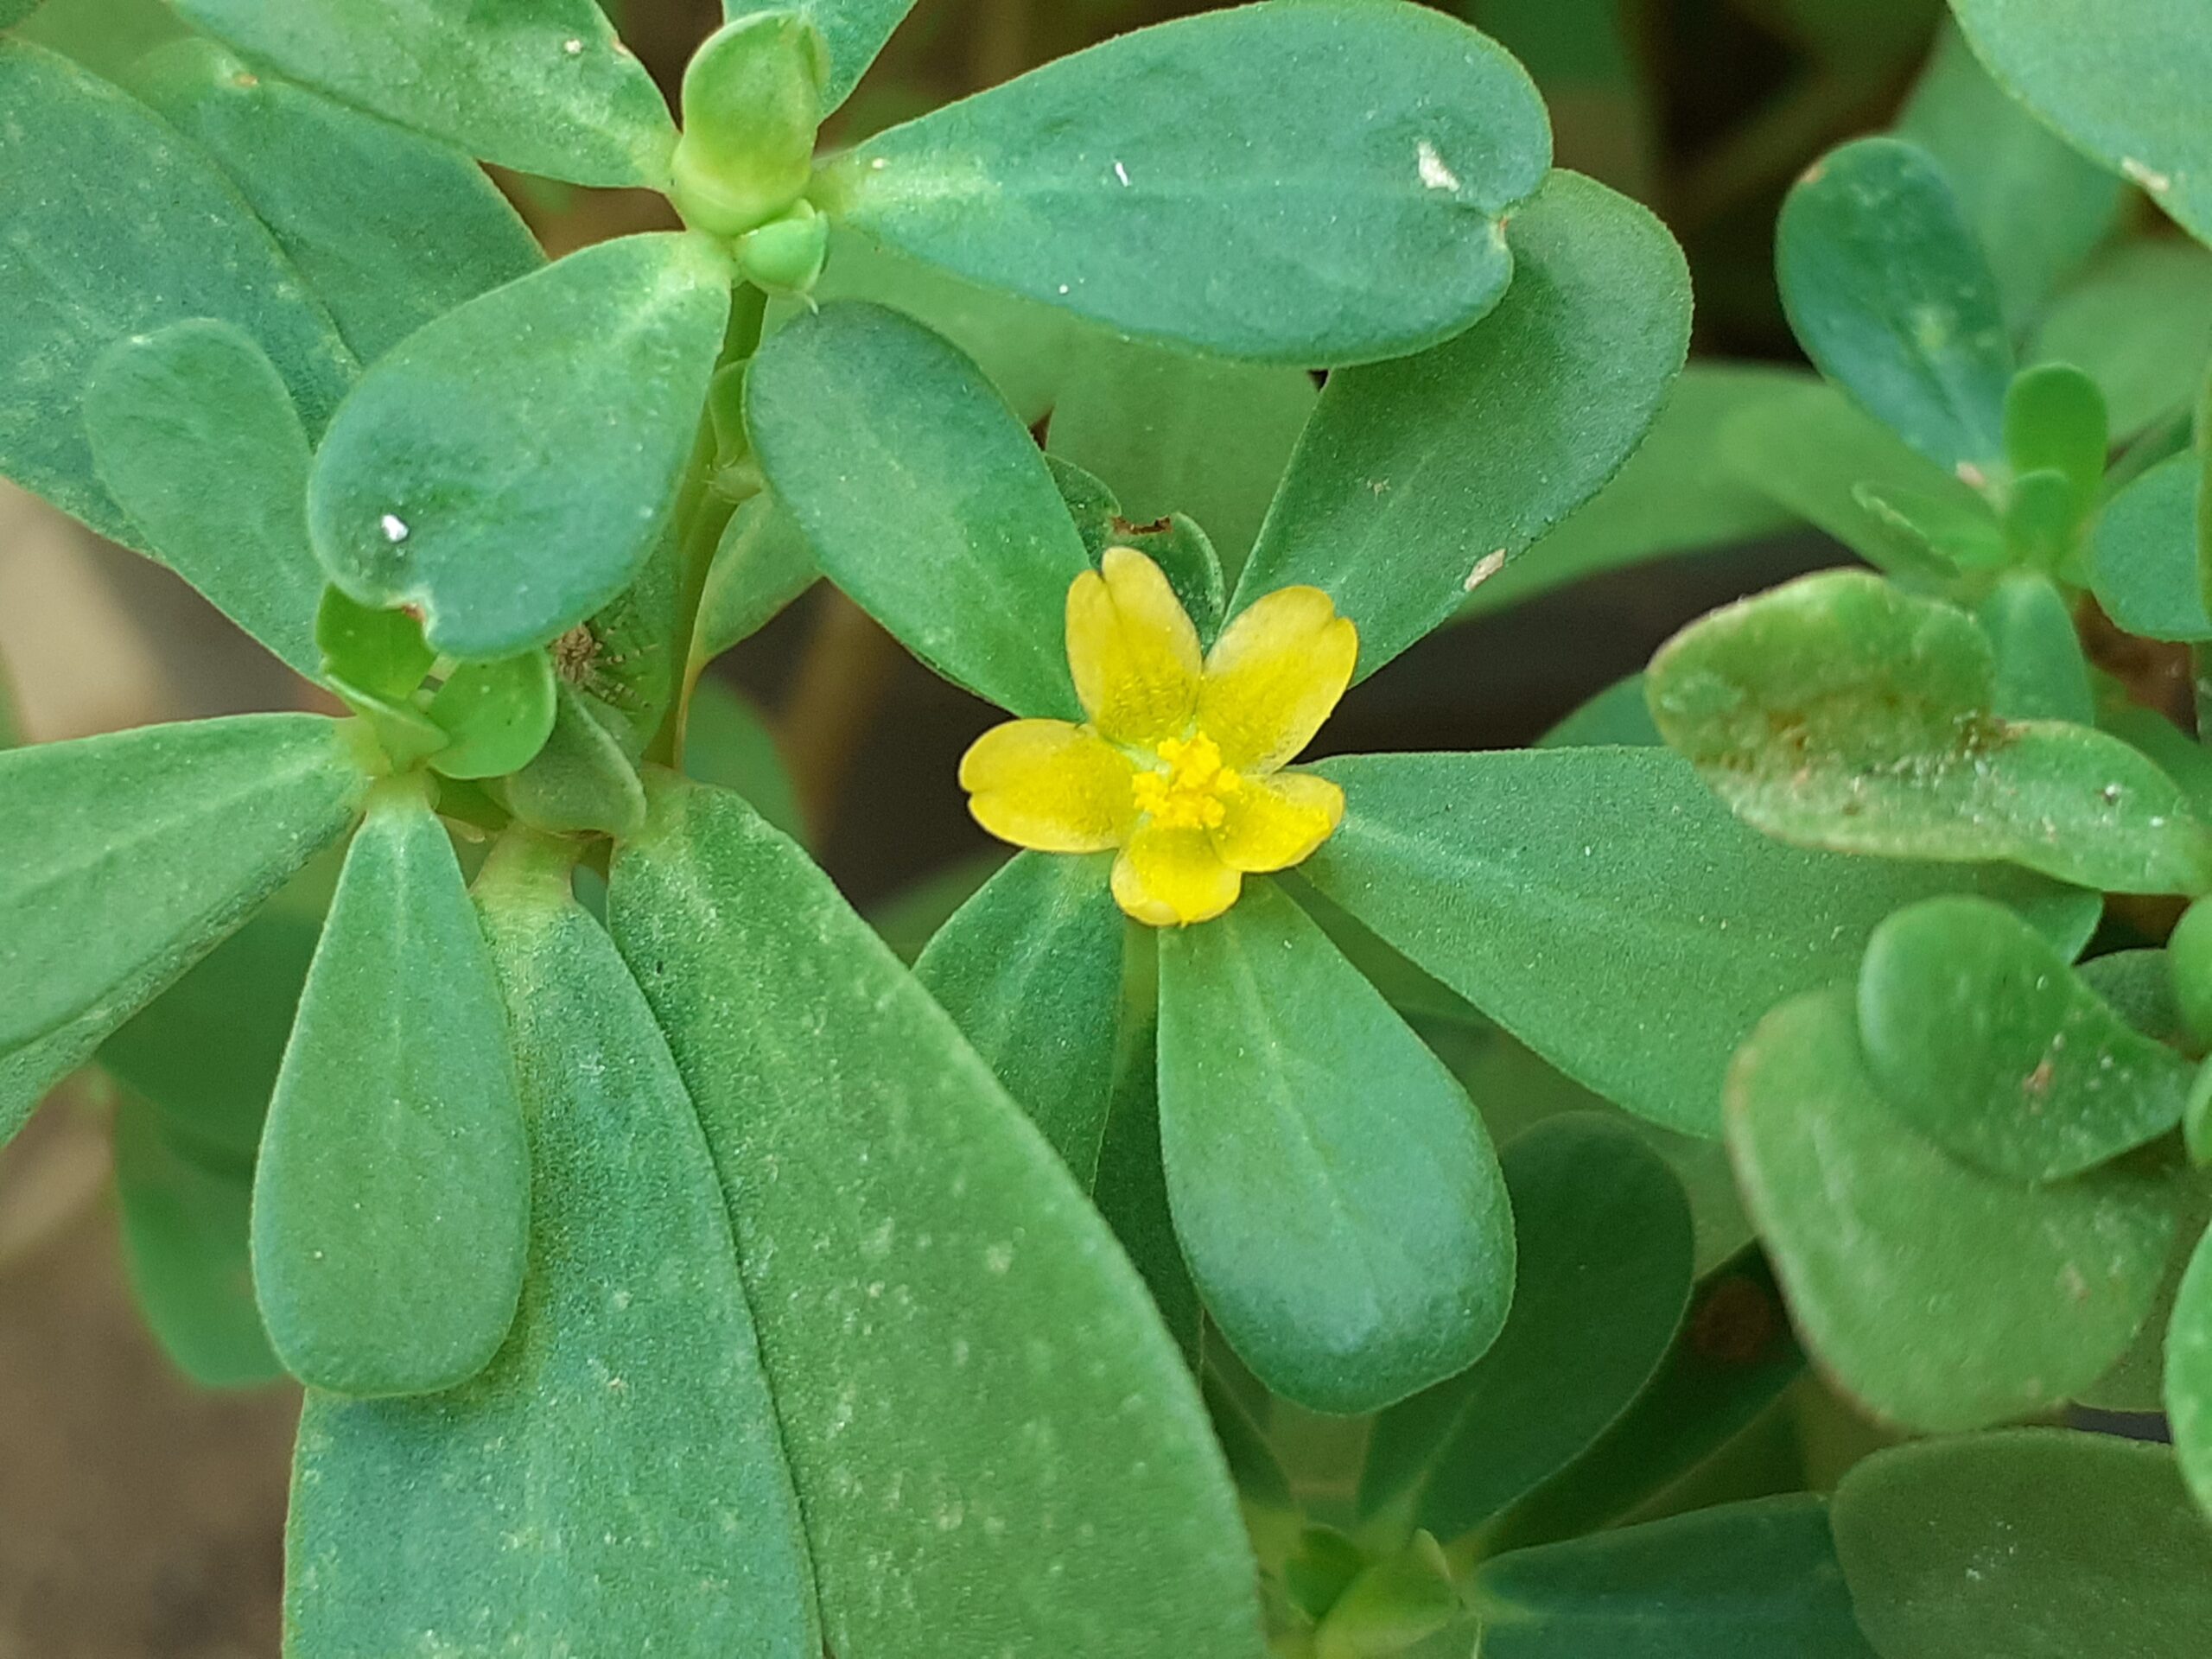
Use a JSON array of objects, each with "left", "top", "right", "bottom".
[
  {"left": 1300, "top": 747, "right": 2099, "bottom": 1136},
  {"left": 1362, "top": 1116, "right": 1693, "bottom": 1540},
  {"left": 1777, "top": 137, "right": 2014, "bottom": 474},
  {"left": 309, "top": 233, "right": 730, "bottom": 660},
  {"left": 1727, "top": 988, "right": 2173, "bottom": 1430},
  {"left": 817, "top": 0, "right": 1551, "bottom": 365},
  {"left": 1158, "top": 880, "right": 1512, "bottom": 1414},
  {"left": 113, "top": 1087, "right": 283, "bottom": 1389},
  {"left": 1537, "top": 674, "right": 1661, "bottom": 748},
  {"left": 252, "top": 785, "right": 529, "bottom": 1397},
  {"left": 1649, "top": 569, "right": 2212, "bottom": 895},
  {"left": 2004, "top": 363, "right": 2107, "bottom": 524},
  {"left": 1976, "top": 570, "right": 2092, "bottom": 723},
  {"left": 1046, "top": 341, "right": 1318, "bottom": 573},
  {"left": 1094, "top": 1009, "right": 1202, "bottom": 1362},
  {"left": 126, "top": 40, "right": 543, "bottom": 366},
  {"left": 1488, "top": 1247, "right": 1806, "bottom": 1552},
  {"left": 505, "top": 683, "right": 648, "bottom": 839},
  {"left": 0, "top": 39, "right": 355, "bottom": 548},
  {"left": 425, "top": 652, "right": 558, "bottom": 780},
  {"left": 683, "top": 678, "right": 804, "bottom": 842},
  {"left": 316, "top": 586, "right": 432, "bottom": 700},
  {"left": 1461, "top": 365, "right": 1808, "bottom": 620},
  {"left": 2095, "top": 452, "right": 2209, "bottom": 640},
  {"left": 1314, "top": 1533, "right": 1461, "bottom": 1659},
  {"left": 288, "top": 844, "right": 818, "bottom": 1656},
  {"left": 1049, "top": 458, "right": 1228, "bottom": 643},
  {"left": 1237, "top": 169, "right": 1688, "bottom": 677},
  {"left": 1896, "top": 22, "right": 2125, "bottom": 330},
  {"left": 1950, "top": 0, "right": 2212, "bottom": 248},
  {"left": 0, "top": 0, "right": 41, "bottom": 26},
  {"left": 1860, "top": 897, "right": 2191, "bottom": 1181},
  {"left": 0, "top": 713, "right": 369, "bottom": 1144},
  {"left": 172, "top": 0, "right": 677, "bottom": 189},
  {"left": 747, "top": 301, "right": 1090, "bottom": 716},
  {"left": 1474, "top": 1496, "right": 1877, "bottom": 1659},
  {"left": 726, "top": 0, "right": 911, "bottom": 113},
  {"left": 82, "top": 321, "right": 325, "bottom": 679},
  {"left": 2032, "top": 241, "right": 2212, "bottom": 439},
  {"left": 1834, "top": 1431, "right": 2212, "bottom": 1658},
  {"left": 608, "top": 776, "right": 1267, "bottom": 1658},
  {"left": 696, "top": 492, "right": 817, "bottom": 662},
  {"left": 916, "top": 851, "right": 1126, "bottom": 1185},
  {"left": 2169, "top": 1222, "right": 2212, "bottom": 1513}
]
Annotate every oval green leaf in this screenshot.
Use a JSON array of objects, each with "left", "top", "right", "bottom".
[
  {"left": 287, "top": 843, "right": 818, "bottom": 1656},
  {"left": 251, "top": 786, "right": 530, "bottom": 1397},
  {"left": 308, "top": 232, "right": 730, "bottom": 660},
  {"left": 1158, "top": 880, "right": 1513, "bottom": 1415},
  {"left": 1236, "top": 169, "right": 1689, "bottom": 678},
  {"left": 505, "top": 683, "right": 649, "bottom": 838},
  {"left": 608, "top": 775, "right": 1266, "bottom": 1659},
  {"left": 1727, "top": 987, "right": 2173, "bottom": 1431},
  {"left": 1976, "top": 569, "right": 2093, "bottom": 723},
  {"left": 2094, "top": 452, "right": 2209, "bottom": 641},
  {"left": 172, "top": 0, "right": 677, "bottom": 188},
  {"left": 817, "top": 0, "right": 1550, "bottom": 365},
  {"left": 426, "top": 652, "right": 558, "bottom": 780}
]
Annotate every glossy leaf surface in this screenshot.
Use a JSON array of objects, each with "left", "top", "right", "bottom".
[
  {"left": 820, "top": 1, "right": 1550, "bottom": 365},
  {"left": 288, "top": 851, "right": 817, "bottom": 1656},
  {"left": 1237, "top": 170, "right": 1688, "bottom": 677},
  {"left": 1727, "top": 988, "right": 2171, "bottom": 1431},
  {"left": 1649, "top": 569, "right": 2212, "bottom": 895},
  {"left": 83, "top": 320, "right": 325, "bottom": 678},
  {"left": 610, "top": 778, "right": 1266, "bottom": 1659},
  {"left": 252, "top": 787, "right": 530, "bottom": 1397},
  {"left": 1362, "top": 1116, "right": 1693, "bottom": 1540},
  {"left": 747, "top": 302, "right": 1090, "bottom": 716},
  {"left": 425, "top": 652, "right": 559, "bottom": 780},
  {"left": 0, "top": 40, "right": 355, "bottom": 547},
  {"left": 1300, "top": 747, "right": 2098, "bottom": 1136},
  {"left": 1834, "top": 1432, "right": 2212, "bottom": 1657},
  {"left": 173, "top": 0, "right": 677, "bottom": 188},
  {"left": 310, "top": 233, "right": 729, "bottom": 659}
]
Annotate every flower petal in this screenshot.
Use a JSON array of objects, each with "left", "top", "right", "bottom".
[
  {"left": 1211, "top": 771, "right": 1344, "bottom": 873},
  {"left": 1198, "top": 587, "right": 1357, "bottom": 772},
  {"left": 1112, "top": 822, "right": 1243, "bottom": 927},
  {"left": 961, "top": 719, "right": 1136, "bottom": 852},
  {"left": 1067, "top": 547, "right": 1203, "bottom": 747}
]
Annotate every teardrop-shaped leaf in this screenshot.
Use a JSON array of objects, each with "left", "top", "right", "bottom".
[
  {"left": 425, "top": 652, "right": 558, "bottom": 780},
  {"left": 172, "top": 0, "right": 677, "bottom": 188},
  {"left": 1777, "top": 137, "right": 2013, "bottom": 474},
  {"left": 1834, "top": 1431, "right": 2212, "bottom": 1658},
  {"left": 608, "top": 776, "right": 1267, "bottom": 1659},
  {"left": 2094, "top": 452, "right": 2209, "bottom": 641},
  {"left": 1727, "top": 988, "right": 2173, "bottom": 1430},
  {"left": 747, "top": 301, "right": 1090, "bottom": 716},
  {"left": 1475, "top": 1496, "right": 1877, "bottom": 1659},
  {"left": 696, "top": 492, "right": 817, "bottom": 662},
  {"left": 83, "top": 321, "right": 325, "bottom": 679},
  {"left": 126, "top": 39, "right": 544, "bottom": 365},
  {"left": 308, "top": 232, "right": 730, "bottom": 659},
  {"left": 287, "top": 842, "right": 818, "bottom": 1656},
  {"left": 0, "top": 714, "right": 369, "bottom": 1143},
  {"left": 505, "top": 683, "right": 648, "bottom": 838},
  {"left": 0, "top": 39, "right": 356, "bottom": 546},
  {"left": 817, "top": 0, "right": 1551, "bottom": 365},
  {"left": 1299, "top": 747, "right": 2100, "bottom": 1137},
  {"left": 1158, "top": 880, "right": 1513, "bottom": 1415},
  {"left": 1649, "top": 569, "right": 2212, "bottom": 894},
  {"left": 916, "top": 850, "right": 1125, "bottom": 1184},
  {"left": 1950, "top": 0, "right": 2212, "bottom": 248},
  {"left": 1976, "top": 570, "right": 2092, "bottom": 723},
  {"left": 2003, "top": 363, "right": 2107, "bottom": 523},
  {"left": 1362, "top": 1116, "right": 1693, "bottom": 1540},
  {"left": 1236, "top": 169, "right": 1689, "bottom": 677},
  {"left": 727, "top": 0, "right": 911, "bottom": 114},
  {"left": 1859, "top": 896, "right": 2192, "bottom": 1181},
  {"left": 252, "top": 785, "right": 529, "bottom": 1397}
]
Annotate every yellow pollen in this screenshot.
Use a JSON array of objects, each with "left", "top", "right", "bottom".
[{"left": 1131, "top": 732, "right": 1243, "bottom": 830}]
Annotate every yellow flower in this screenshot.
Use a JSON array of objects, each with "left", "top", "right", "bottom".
[{"left": 960, "top": 547, "right": 1356, "bottom": 927}]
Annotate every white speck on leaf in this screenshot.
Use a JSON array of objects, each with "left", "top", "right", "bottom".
[
  {"left": 1416, "top": 140, "right": 1460, "bottom": 192},
  {"left": 1112, "top": 160, "right": 1131, "bottom": 188},
  {"left": 378, "top": 514, "right": 410, "bottom": 543},
  {"left": 563, "top": 36, "right": 582, "bottom": 54},
  {"left": 1463, "top": 550, "right": 1508, "bottom": 592},
  {"left": 2122, "top": 156, "right": 2173, "bottom": 194}
]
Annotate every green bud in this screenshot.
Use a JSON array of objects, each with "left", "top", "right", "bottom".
[
  {"left": 735, "top": 200, "right": 830, "bottom": 297},
  {"left": 669, "top": 12, "right": 829, "bottom": 239}
]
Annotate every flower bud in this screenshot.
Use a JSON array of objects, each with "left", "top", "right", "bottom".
[
  {"left": 669, "top": 12, "right": 829, "bottom": 239},
  {"left": 735, "top": 200, "right": 830, "bottom": 297}
]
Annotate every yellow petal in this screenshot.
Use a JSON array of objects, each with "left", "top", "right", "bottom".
[
  {"left": 1211, "top": 771, "right": 1344, "bottom": 873},
  {"left": 1111, "top": 822, "right": 1243, "bottom": 927},
  {"left": 960, "top": 719, "right": 1135, "bottom": 852},
  {"left": 1197, "top": 586, "right": 1357, "bottom": 772},
  {"left": 1066, "top": 546, "right": 1203, "bottom": 747}
]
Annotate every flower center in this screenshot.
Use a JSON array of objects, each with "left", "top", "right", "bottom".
[{"left": 1130, "top": 732, "right": 1243, "bottom": 831}]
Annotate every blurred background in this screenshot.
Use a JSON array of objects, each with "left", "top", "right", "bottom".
[{"left": 0, "top": 0, "right": 2140, "bottom": 1649}]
